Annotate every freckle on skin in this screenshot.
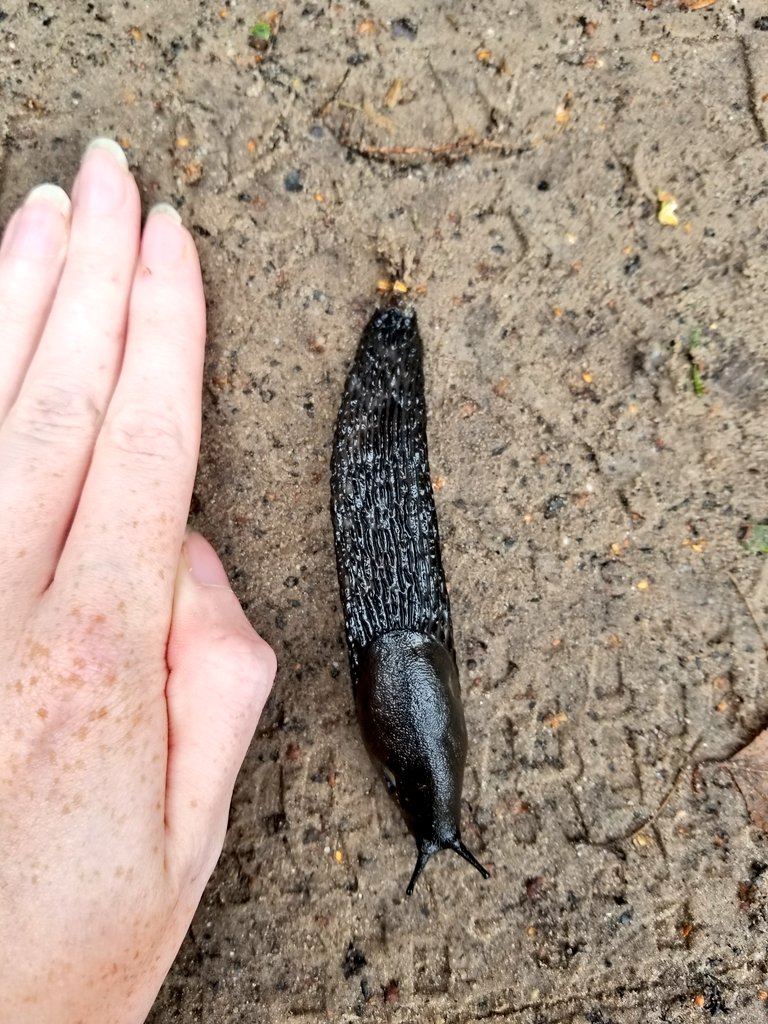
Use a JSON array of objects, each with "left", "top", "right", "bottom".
[
  {"left": 88, "top": 706, "right": 109, "bottom": 722},
  {"left": 16, "top": 547, "right": 27, "bottom": 559},
  {"left": 36, "top": 706, "right": 48, "bottom": 720}
]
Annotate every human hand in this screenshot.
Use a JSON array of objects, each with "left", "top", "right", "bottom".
[{"left": 0, "top": 139, "right": 276, "bottom": 1022}]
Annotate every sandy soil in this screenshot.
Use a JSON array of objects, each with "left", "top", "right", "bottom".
[{"left": 2, "top": 0, "right": 768, "bottom": 1020}]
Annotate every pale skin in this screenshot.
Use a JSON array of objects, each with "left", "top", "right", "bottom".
[{"left": 0, "top": 139, "right": 276, "bottom": 1022}]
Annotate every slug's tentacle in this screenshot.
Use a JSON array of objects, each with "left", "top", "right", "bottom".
[
  {"left": 449, "top": 838, "right": 492, "bottom": 880},
  {"left": 331, "top": 307, "right": 490, "bottom": 895},
  {"left": 406, "top": 839, "right": 491, "bottom": 897}
]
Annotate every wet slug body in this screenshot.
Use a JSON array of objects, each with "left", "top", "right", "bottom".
[{"left": 330, "top": 306, "right": 490, "bottom": 895}]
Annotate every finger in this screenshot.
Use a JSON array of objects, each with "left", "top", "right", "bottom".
[
  {"left": 54, "top": 204, "right": 206, "bottom": 625},
  {"left": 0, "top": 139, "right": 140, "bottom": 598},
  {"left": 0, "top": 184, "right": 71, "bottom": 422},
  {"left": 163, "top": 533, "right": 276, "bottom": 889}
]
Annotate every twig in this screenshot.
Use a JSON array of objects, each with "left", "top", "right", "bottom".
[
  {"left": 332, "top": 128, "right": 527, "bottom": 165},
  {"left": 627, "top": 736, "right": 703, "bottom": 840},
  {"left": 729, "top": 571, "right": 768, "bottom": 655}
]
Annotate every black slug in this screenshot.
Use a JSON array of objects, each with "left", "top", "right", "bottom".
[{"left": 330, "top": 305, "right": 490, "bottom": 896}]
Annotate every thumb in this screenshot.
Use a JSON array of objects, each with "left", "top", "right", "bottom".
[{"left": 164, "top": 531, "right": 276, "bottom": 889}]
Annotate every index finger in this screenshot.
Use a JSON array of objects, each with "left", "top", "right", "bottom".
[{"left": 53, "top": 205, "right": 206, "bottom": 630}]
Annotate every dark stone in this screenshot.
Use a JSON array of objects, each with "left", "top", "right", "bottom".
[
  {"left": 544, "top": 495, "right": 567, "bottom": 519},
  {"left": 391, "top": 17, "right": 417, "bottom": 40},
  {"left": 342, "top": 942, "right": 368, "bottom": 979}
]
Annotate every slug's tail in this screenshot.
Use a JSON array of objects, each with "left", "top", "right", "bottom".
[
  {"left": 330, "top": 307, "right": 454, "bottom": 683},
  {"left": 405, "top": 836, "right": 490, "bottom": 896}
]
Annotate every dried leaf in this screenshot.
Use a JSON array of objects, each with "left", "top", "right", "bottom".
[
  {"left": 681, "top": 0, "right": 718, "bottom": 9},
  {"left": 362, "top": 98, "right": 395, "bottom": 134},
  {"left": 384, "top": 78, "right": 403, "bottom": 109},
  {"left": 729, "top": 730, "right": 768, "bottom": 830},
  {"left": 555, "top": 90, "right": 573, "bottom": 126}
]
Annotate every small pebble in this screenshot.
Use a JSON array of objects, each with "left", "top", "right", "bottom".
[
  {"left": 284, "top": 169, "right": 304, "bottom": 193},
  {"left": 391, "top": 17, "right": 417, "bottom": 40}
]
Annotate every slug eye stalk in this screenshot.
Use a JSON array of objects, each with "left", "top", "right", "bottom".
[{"left": 406, "top": 838, "right": 491, "bottom": 897}]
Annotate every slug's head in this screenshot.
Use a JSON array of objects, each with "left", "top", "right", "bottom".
[{"left": 356, "top": 630, "right": 491, "bottom": 896}]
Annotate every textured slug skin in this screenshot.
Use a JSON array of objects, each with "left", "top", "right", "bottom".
[{"left": 330, "top": 307, "right": 489, "bottom": 894}]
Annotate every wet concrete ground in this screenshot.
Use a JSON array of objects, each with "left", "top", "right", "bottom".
[{"left": 2, "top": 1, "right": 768, "bottom": 1020}]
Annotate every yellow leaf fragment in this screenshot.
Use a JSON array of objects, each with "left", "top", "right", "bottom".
[{"left": 657, "top": 191, "right": 679, "bottom": 227}]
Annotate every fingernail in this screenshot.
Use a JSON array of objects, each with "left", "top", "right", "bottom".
[
  {"left": 85, "top": 137, "right": 129, "bottom": 168},
  {"left": 184, "top": 532, "right": 231, "bottom": 588},
  {"left": 149, "top": 202, "right": 182, "bottom": 225},
  {"left": 25, "top": 183, "right": 72, "bottom": 218},
  {"left": 3, "top": 186, "right": 70, "bottom": 259},
  {"left": 141, "top": 203, "right": 186, "bottom": 265},
  {"left": 76, "top": 138, "right": 128, "bottom": 213}
]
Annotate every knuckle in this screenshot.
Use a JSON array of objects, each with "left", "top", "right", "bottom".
[
  {"left": 105, "top": 404, "right": 186, "bottom": 463},
  {"left": 10, "top": 379, "right": 100, "bottom": 444},
  {"left": 207, "top": 630, "right": 277, "bottom": 688}
]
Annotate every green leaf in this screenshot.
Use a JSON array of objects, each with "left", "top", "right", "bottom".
[
  {"left": 250, "top": 21, "right": 271, "bottom": 40},
  {"left": 688, "top": 326, "right": 703, "bottom": 351},
  {"left": 745, "top": 524, "right": 768, "bottom": 554},
  {"left": 691, "top": 362, "right": 704, "bottom": 397}
]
